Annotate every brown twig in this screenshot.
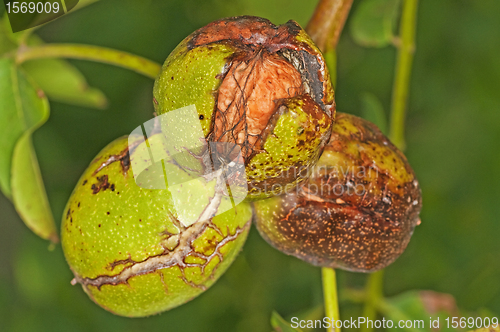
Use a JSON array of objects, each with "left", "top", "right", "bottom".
[{"left": 306, "top": 0, "right": 354, "bottom": 52}]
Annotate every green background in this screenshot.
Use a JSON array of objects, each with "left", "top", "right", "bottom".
[{"left": 1, "top": 0, "right": 499, "bottom": 331}]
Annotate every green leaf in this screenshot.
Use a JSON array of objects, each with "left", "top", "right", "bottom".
[
  {"left": 1, "top": 22, "right": 107, "bottom": 109},
  {"left": 22, "top": 35, "right": 107, "bottom": 109},
  {"left": 360, "top": 92, "right": 388, "bottom": 134},
  {"left": 0, "top": 58, "right": 25, "bottom": 197},
  {"left": 350, "top": 0, "right": 400, "bottom": 48},
  {"left": 380, "top": 292, "right": 429, "bottom": 332},
  {"left": 5, "top": 0, "right": 101, "bottom": 41},
  {"left": 1, "top": 13, "right": 32, "bottom": 46},
  {"left": 0, "top": 58, "right": 58, "bottom": 242},
  {"left": 271, "top": 311, "right": 303, "bottom": 332},
  {"left": 12, "top": 133, "right": 58, "bottom": 242},
  {"left": 22, "top": 58, "right": 108, "bottom": 109},
  {"left": 0, "top": 17, "right": 18, "bottom": 57},
  {"left": 73, "top": 0, "right": 101, "bottom": 10},
  {"left": 379, "top": 291, "right": 458, "bottom": 332}
]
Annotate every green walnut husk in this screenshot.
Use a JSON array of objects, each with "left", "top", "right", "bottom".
[
  {"left": 61, "top": 135, "right": 252, "bottom": 317},
  {"left": 153, "top": 16, "right": 335, "bottom": 200},
  {"left": 253, "top": 113, "right": 422, "bottom": 272}
]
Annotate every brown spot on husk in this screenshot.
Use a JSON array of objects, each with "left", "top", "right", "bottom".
[{"left": 91, "top": 175, "right": 111, "bottom": 194}]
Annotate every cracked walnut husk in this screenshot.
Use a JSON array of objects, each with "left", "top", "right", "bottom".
[
  {"left": 61, "top": 135, "right": 252, "bottom": 317},
  {"left": 153, "top": 16, "right": 335, "bottom": 200}
]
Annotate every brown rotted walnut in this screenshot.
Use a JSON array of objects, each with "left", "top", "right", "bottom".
[{"left": 253, "top": 112, "right": 422, "bottom": 272}]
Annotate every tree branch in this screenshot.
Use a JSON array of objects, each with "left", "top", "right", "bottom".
[{"left": 306, "top": 0, "right": 354, "bottom": 52}]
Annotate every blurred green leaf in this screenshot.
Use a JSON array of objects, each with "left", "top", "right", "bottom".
[
  {"left": 3, "top": 10, "right": 107, "bottom": 111},
  {"left": 73, "top": 0, "right": 101, "bottom": 10},
  {"left": 0, "top": 17, "right": 18, "bottom": 56},
  {"left": 271, "top": 311, "right": 303, "bottom": 332},
  {"left": 379, "top": 292, "right": 429, "bottom": 332},
  {"left": 0, "top": 58, "right": 57, "bottom": 242},
  {"left": 1, "top": 12, "right": 34, "bottom": 46},
  {"left": 290, "top": 304, "right": 324, "bottom": 332},
  {"left": 293, "top": 304, "right": 324, "bottom": 323},
  {"left": 22, "top": 58, "right": 108, "bottom": 109},
  {"left": 6, "top": 0, "right": 102, "bottom": 41},
  {"left": 379, "top": 291, "right": 458, "bottom": 332},
  {"left": 22, "top": 35, "right": 107, "bottom": 109},
  {"left": 360, "top": 92, "right": 387, "bottom": 134},
  {"left": 0, "top": 58, "right": 24, "bottom": 197},
  {"left": 11, "top": 133, "right": 58, "bottom": 242},
  {"left": 350, "top": 0, "right": 400, "bottom": 48}
]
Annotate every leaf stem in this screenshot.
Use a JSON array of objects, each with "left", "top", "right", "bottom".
[
  {"left": 389, "top": 0, "right": 419, "bottom": 150},
  {"left": 322, "top": 268, "right": 341, "bottom": 332},
  {"left": 16, "top": 44, "right": 161, "bottom": 79},
  {"left": 360, "top": 270, "right": 384, "bottom": 332}
]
